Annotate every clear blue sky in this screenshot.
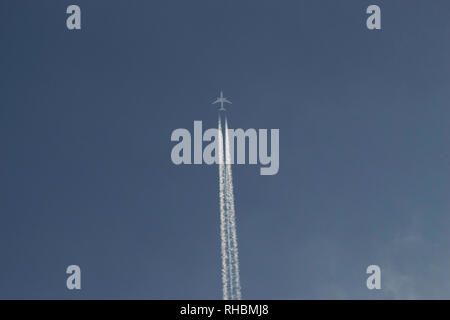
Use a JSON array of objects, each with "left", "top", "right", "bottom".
[{"left": 1, "top": 0, "right": 450, "bottom": 299}]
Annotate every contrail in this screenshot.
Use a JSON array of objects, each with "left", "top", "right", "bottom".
[
  {"left": 224, "top": 116, "right": 241, "bottom": 300},
  {"left": 218, "top": 114, "right": 242, "bottom": 300},
  {"left": 217, "top": 115, "right": 229, "bottom": 300}
]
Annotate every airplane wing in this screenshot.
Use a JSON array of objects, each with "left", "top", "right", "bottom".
[
  {"left": 223, "top": 98, "right": 232, "bottom": 104},
  {"left": 212, "top": 99, "right": 220, "bottom": 104}
]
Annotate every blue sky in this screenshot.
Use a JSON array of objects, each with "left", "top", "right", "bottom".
[{"left": 1, "top": 0, "right": 450, "bottom": 299}]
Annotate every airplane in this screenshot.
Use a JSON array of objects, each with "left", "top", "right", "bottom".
[{"left": 212, "top": 91, "right": 232, "bottom": 111}]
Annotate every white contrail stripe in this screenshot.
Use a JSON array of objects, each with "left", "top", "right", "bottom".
[
  {"left": 224, "top": 116, "right": 242, "bottom": 300},
  {"left": 218, "top": 114, "right": 229, "bottom": 300},
  {"left": 218, "top": 114, "right": 242, "bottom": 300}
]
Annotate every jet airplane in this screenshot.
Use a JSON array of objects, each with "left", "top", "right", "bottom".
[{"left": 212, "top": 91, "right": 232, "bottom": 111}]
